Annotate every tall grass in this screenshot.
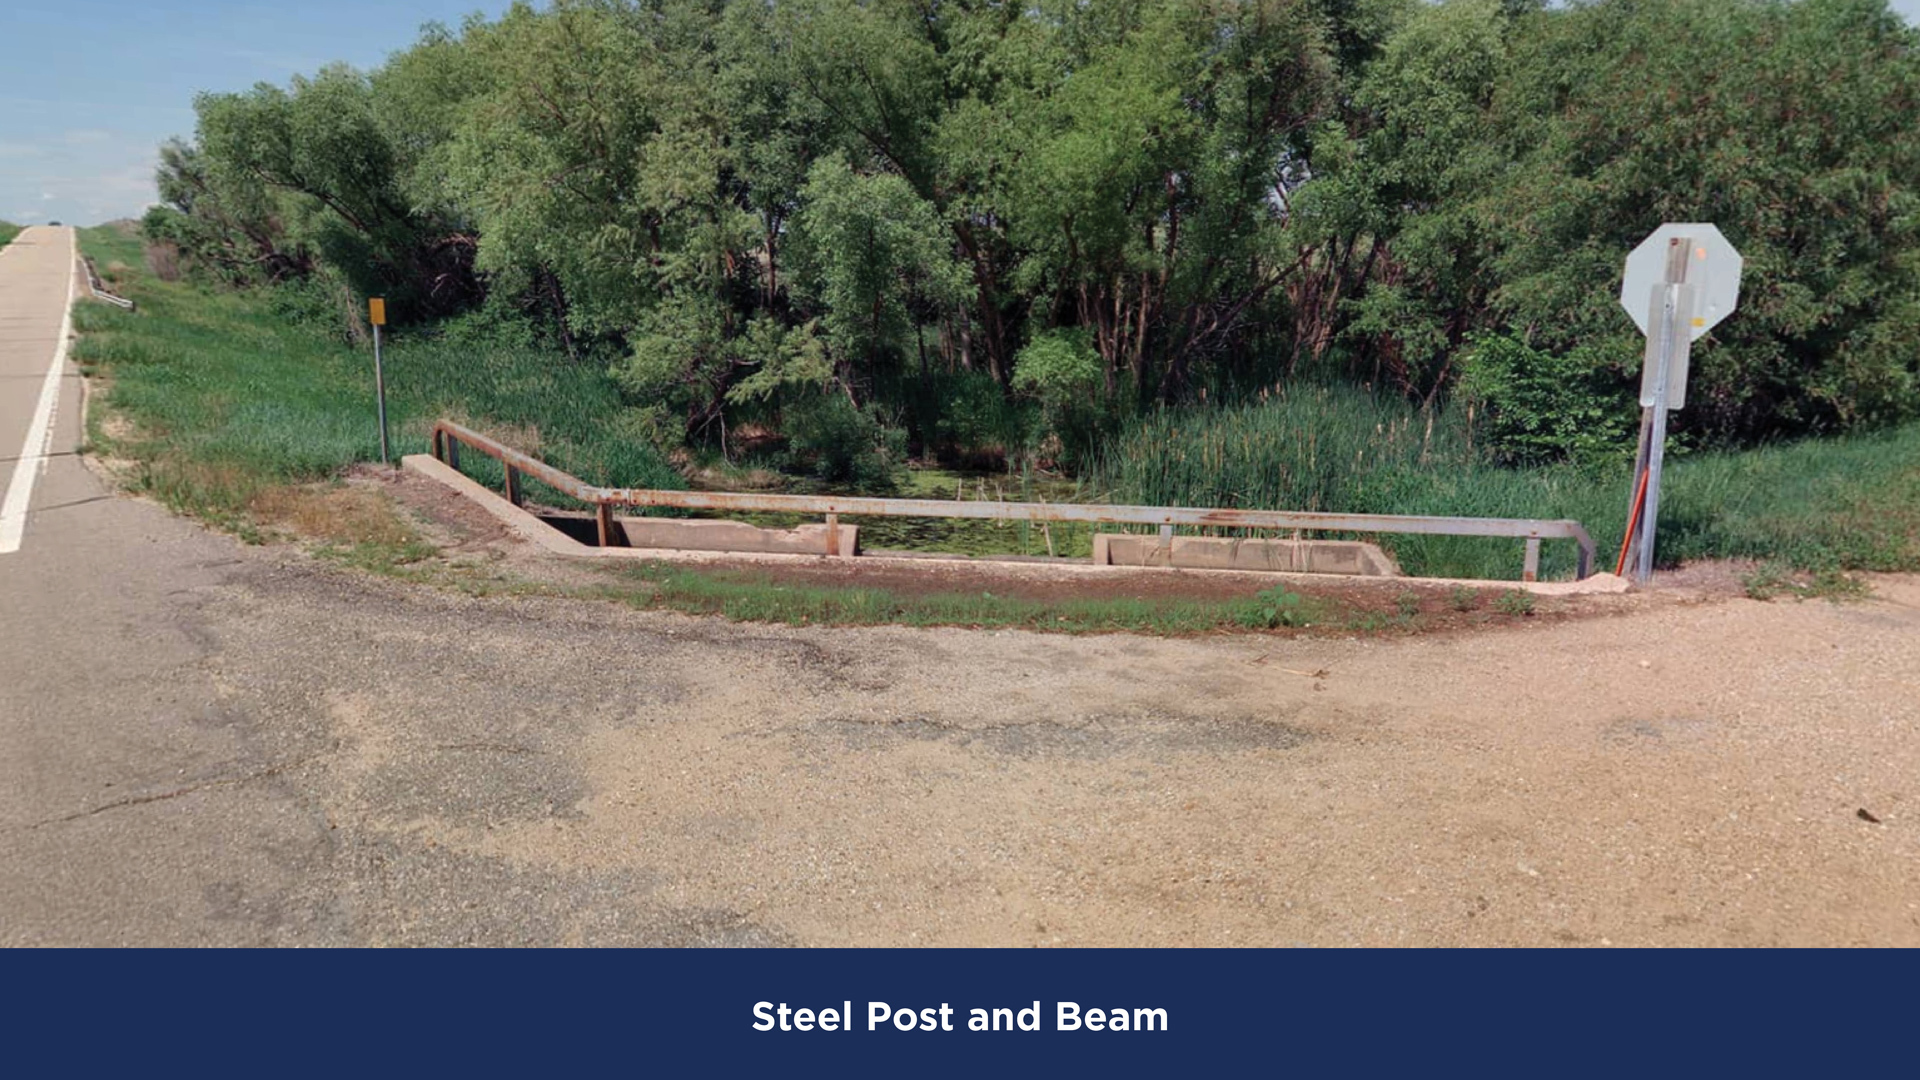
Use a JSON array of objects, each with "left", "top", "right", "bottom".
[
  {"left": 71, "top": 224, "right": 679, "bottom": 524},
  {"left": 0, "top": 221, "right": 20, "bottom": 250},
  {"left": 1094, "top": 386, "right": 1920, "bottom": 580}
]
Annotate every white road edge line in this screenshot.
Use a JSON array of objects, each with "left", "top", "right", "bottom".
[{"left": 0, "top": 228, "right": 78, "bottom": 555}]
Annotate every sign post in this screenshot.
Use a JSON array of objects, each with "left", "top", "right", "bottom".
[
  {"left": 369, "top": 297, "right": 390, "bottom": 466},
  {"left": 1616, "top": 224, "right": 1742, "bottom": 584}
]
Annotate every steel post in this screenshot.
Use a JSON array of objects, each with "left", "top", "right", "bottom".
[{"left": 1633, "top": 237, "right": 1691, "bottom": 585}]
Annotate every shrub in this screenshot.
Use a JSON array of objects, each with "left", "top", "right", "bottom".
[
  {"left": 1492, "top": 590, "right": 1535, "bottom": 616},
  {"left": 783, "top": 391, "right": 906, "bottom": 491},
  {"left": 896, "top": 369, "right": 1037, "bottom": 467},
  {"left": 1457, "top": 334, "right": 1638, "bottom": 469},
  {"left": 1013, "top": 329, "right": 1115, "bottom": 465}
]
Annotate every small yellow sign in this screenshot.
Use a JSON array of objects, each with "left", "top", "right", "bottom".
[{"left": 368, "top": 297, "right": 387, "bottom": 326}]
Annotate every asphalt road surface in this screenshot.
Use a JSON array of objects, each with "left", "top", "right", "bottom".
[{"left": 2, "top": 225, "right": 1916, "bottom": 946}]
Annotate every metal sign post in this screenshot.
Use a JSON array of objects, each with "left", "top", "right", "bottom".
[
  {"left": 1616, "top": 224, "right": 1742, "bottom": 585},
  {"left": 369, "top": 297, "right": 390, "bottom": 466},
  {"left": 1634, "top": 239, "right": 1691, "bottom": 584}
]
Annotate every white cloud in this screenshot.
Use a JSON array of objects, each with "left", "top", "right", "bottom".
[{"left": 1, "top": 135, "right": 160, "bottom": 225}]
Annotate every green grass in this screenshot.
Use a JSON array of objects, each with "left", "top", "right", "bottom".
[
  {"left": 77, "top": 220, "right": 142, "bottom": 266},
  {"left": 0, "top": 221, "right": 20, "bottom": 251},
  {"left": 72, "top": 223, "right": 679, "bottom": 527},
  {"left": 605, "top": 563, "right": 1330, "bottom": 634},
  {"left": 1094, "top": 386, "right": 1920, "bottom": 580}
]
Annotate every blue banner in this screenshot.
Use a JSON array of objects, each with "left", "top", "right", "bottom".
[{"left": 4, "top": 949, "right": 1905, "bottom": 1074}]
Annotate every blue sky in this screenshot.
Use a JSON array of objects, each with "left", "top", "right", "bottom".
[
  {"left": 4, "top": 0, "right": 1919, "bottom": 227},
  {"left": 0, "top": 1, "right": 514, "bottom": 227}
]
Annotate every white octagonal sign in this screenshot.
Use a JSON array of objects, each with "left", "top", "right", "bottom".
[{"left": 1619, "top": 223, "right": 1742, "bottom": 340}]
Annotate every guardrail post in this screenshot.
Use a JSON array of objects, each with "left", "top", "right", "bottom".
[
  {"left": 596, "top": 503, "right": 615, "bottom": 548},
  {"left": 826, "top": 513, "right": 840, "bottom": 557},
  {"left": 446, "top": 436, "right": 460, "bottom": 472},
  {"left": 504, "top": 465, "right": 521, "bottom": 506},
  {"left": 1523, "top": 537, "right": 1541, "bottom": 583}
]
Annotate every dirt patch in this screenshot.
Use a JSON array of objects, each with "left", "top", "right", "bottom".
[
  {"left": 253, "top": 480, "right": 422, "bottom": 548},
  {"left": 809, "top": 710, "right": 1313, "bottom": 759},
  {"left": 364, "top": 464, "right": 515, "bottom": 553}
]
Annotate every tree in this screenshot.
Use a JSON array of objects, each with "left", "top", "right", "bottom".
[
  {"left": 789, "top": 155, "right": 970, "bottom": 400},
  {"left": 1310, "top": 0, "right": 1920, "bottom": 442}
]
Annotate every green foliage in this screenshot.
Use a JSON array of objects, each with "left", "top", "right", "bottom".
[
  {"left": 1011, "top": 328, "right": 1112, "bottom": 461},
  {"left": 1314, "top": 0, "right": 1920, "bottom": 442},
  {"left": 1492, "top": 590, "right": 1535, "bottom": 617},
  {"left": 1458, "top": 334, "right": 1637, "bottom": 467},
  {"left": 896, "top": 370, "right": 1037, "bottom": 465},
  {"left": 1238, "top": 586, "right": 1319, "bottom": 629},
  {"left": 781, "top": 391, "right": 907, "bottom": 491},
  {"left": 0, "top": 222, "right": 21, "bottom": 250},
  {"left": 189, "top": 62, "right": 477, "bottom": 314},
  {"left": 1012, "top": 328, "right": 1103, "bottom": 402},
  {"left": 790, "top": 155, "right": 970, "bottom": 391}
]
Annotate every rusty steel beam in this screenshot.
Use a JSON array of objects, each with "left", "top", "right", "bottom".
[{"left": 432, "top": 420, "right": 1598, "bottom": 579}]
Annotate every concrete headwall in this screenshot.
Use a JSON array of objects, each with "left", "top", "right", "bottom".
[
  {"left": 540, "top": 512, "right": 859, "bottom": 556},
  {"left": 1092, "top": 533, "right": 1400, "bottom": 576}
]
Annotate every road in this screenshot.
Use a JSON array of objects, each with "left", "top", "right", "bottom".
[{"left": 2, "top": 224, "right": 1917, "bottom": 945}]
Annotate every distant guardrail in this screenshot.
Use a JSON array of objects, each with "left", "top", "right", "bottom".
[
  {"left": 431, "top": 419, "right": 1597, "bottom": 581},
  {"left": 79, "top": 256, "right": 134, "bottom": 311}
]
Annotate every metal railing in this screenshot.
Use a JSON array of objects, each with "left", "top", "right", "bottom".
[
  {"left": 79, "top": 256, "right": 134, "bottom": 310},
  {"left": 430, "top": 419, "right": 1596, "bottom": 580}
]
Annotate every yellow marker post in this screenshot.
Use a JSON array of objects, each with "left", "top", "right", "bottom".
[{"left": 370, "top": 298, "right": 391, "bottom": 465}]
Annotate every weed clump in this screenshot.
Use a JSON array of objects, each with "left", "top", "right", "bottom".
[
  {"left": 1492, "top": 590, "right": 1536, "bottom": 617},
  {"left": 1237, "top": 586, "right": 1317, "bottom": 630},
  {"left": 1740, "top": 563, "right": 1871, "bottom": 603}
]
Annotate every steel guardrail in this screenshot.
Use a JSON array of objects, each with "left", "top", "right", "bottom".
[
  {"left": 430, "top": 419, "right": 1596, "bottom": 580},
  {"left": 79, "top": 256, "right": 134, "bottom": 310}
]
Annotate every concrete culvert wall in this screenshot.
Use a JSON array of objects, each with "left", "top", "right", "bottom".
[
  {"left": 1092, "top": 534, "right": 1401, "bottom": 576},
  {"left": 539, "top": 513, "right": 859, "bottom": 557}
]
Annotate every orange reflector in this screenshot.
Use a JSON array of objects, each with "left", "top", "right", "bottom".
[{"left": 368, "top": 297, "right": 386, "bottom": 326}]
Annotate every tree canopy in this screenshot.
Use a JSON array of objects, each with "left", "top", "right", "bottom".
[{"left": 145, "top": 0, "right": 1920, "bottom": 468}]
